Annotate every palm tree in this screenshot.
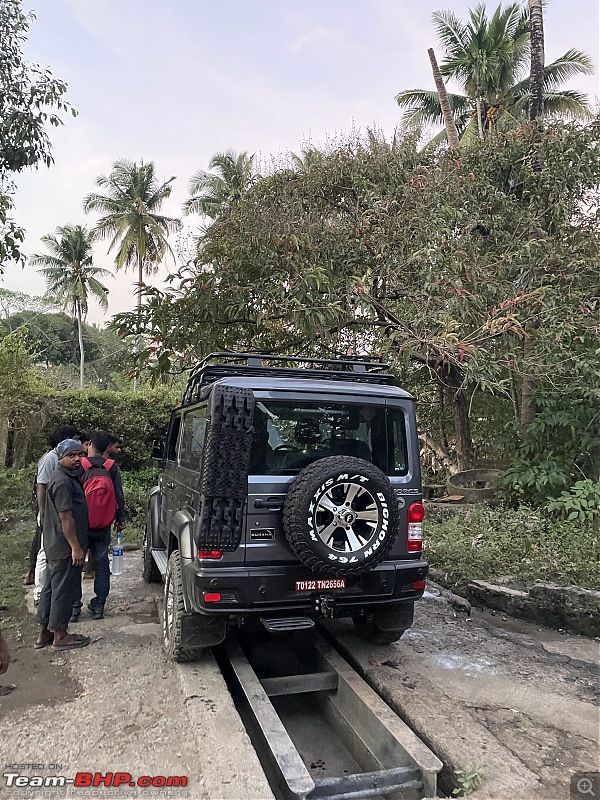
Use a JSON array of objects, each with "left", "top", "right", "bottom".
[
  {"left": 83, "top": 159, "right": 181, "bottom": 389},
  {"left": 183, "top": 150, "right": 254, "bottom": 218},
  {"left": 31, "top": 225, "right": 110, "bottom": 388},
  {"left": 396, "top": 2, "right": 593, "bottom": 143}
]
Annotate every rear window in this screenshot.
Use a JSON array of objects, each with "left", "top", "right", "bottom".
[{"left": 249, "top": 401, "right": 408, "bottom": 476}]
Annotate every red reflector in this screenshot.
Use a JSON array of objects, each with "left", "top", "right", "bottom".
[
  {"left": 407, "top": 502, "right": 425, "bottom": 522},
  {"left": 198, "top": 550, "right": 223, "bottom": 560},
  {"left": 412, "top": 580, "right": 426, "bottom": 590},
  {"left": 203, "top": 592, "right": 221, "bottom": 603}
]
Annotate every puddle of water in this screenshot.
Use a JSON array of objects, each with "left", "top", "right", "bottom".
[{"left": 430, "top": 653, "right": 496, "bottom": 675}]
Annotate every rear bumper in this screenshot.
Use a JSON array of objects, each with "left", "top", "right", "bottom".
[{"left": 181, "top": 558, "right": 428, "bottom": 617}]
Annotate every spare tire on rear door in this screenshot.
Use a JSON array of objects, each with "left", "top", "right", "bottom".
[{"left": 283, "top": 456, "right": 399, "bottom": 576}]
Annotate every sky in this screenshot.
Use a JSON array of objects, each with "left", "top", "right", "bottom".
[{"left": 4, "top": 0, "right": 599, "bottom": 325}]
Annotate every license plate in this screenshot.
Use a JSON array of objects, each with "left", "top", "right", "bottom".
[{"left": 295, "top": 579, "right": 346, "bottom": 591}]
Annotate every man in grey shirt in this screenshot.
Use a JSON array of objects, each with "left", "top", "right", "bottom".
[
  {"left": 28, "top": 425, "right": 80, "bottom": 600},
  {"left": 35, "top": 439, "right": 91, "bottom": 651}
]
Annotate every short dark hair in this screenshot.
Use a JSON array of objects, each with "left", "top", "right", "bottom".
[
  {"left": 108, "top": 434, "right": 122, "bottom": 446},
  {"left": 48, "top": 425, "right": 80, "bottom": 449},
  {"left": 79, "top": 431, "right": 91, "bottom": 444},
  {"left": 90, "top": 429, "right": 112, "bottom": 454}
]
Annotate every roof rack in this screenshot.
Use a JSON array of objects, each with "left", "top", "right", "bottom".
[{"left": 181, "top": 352, "right": 392, "bottom": 406}]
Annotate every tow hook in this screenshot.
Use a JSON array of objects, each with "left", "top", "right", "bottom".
[{"left": 314, "top": 594, "right": 334, "bottom": 618}]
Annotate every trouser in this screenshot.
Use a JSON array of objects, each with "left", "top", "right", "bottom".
[
  {"left": 34, "top": 538, "right": 48, "bottom": 603},
  {"left": 28, "top": 524, "right": 42, "bottom": 569},
  {"left": 73, "top": 527, "right": 111, "bottom": 614},
  {"left": 36, "top": 556, "right": 83, "bottom": 633}
]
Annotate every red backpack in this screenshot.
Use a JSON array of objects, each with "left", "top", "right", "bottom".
[{"left": 81, "top": 457, "right": 118, "bottom": 529}]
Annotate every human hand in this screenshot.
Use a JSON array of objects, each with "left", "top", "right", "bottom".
[
  {"left": 72, "top": 546, "right": 85, "bottom": 566},
  {"left": 115, "top": 522, "right": 126, "bottom": 532}
]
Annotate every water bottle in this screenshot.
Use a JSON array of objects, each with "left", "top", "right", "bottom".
[{"left": 112, "top": 531, "right": 124, "bottom": 576}]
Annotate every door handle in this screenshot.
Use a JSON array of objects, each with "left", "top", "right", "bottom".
[
  {"left": 254, "top": 497, "right": 282, "bottom": 511},
  {"left": 167, "top": 481, "right": 174, "bottom": 490}
]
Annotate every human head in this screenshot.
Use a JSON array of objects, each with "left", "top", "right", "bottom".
[
  {"left": 79, "top": 432, "right": 91, "bottom": 455},
  {"left": 105, "top": 435, "right": 123, "bottom": 459},
  {"left": 56, "top": 439, "right": 84, "bottom": 469},
  {"left": 48, "top": 425, "right": 80, "bottom": 450},
  {"left": 89, "top": 430, "right": 112, "bottom": 456}
]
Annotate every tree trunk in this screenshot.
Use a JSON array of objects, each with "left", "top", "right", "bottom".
[
  {"left": 427, "top": 48, "right": 460, "bottom": 149},
  {"left": 133, "top": 259, "right": 142, "bottom": 393},
  {"left": 476, "top": 97, "right": 485, "bottom": 140},
  {"left": 439, "top": 365, "right": 476, "bottom": 471},
  {"left": 76, "top": 302, "right": 85, "bottom": 389},
  {"left": 520, "top": 0, "right": 546, "bottom": 430},
  {"left": 529, "top": 0, "right": 545, "bottom": 121}
]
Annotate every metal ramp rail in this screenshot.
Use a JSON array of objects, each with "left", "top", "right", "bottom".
[{"left": 218, "top": 631, "right": 441, "bottom": 800}]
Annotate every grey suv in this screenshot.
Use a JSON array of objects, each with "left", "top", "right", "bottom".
[{"left": 143, "top": 353, "right": 428, "bottom": 661}]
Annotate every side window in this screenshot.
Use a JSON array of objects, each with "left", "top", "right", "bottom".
[
  {"left": 387, "top": 408, "right": 409, "bottom": 476},
  {"left": 166, "top": 416, "right": 181, "bottom": 462},
  {"left": 179, "top": 407, "right": 208, "bottom": 470}
]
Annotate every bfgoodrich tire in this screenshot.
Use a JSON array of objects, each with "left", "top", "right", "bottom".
[{"left": 283, "top": 456, "right": 399, "bottom": 577}]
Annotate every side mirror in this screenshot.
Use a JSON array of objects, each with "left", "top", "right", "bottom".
[{"left": 151, "top": 439, "right": 166, "bottom": 460}]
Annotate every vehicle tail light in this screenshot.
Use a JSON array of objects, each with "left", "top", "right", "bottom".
[
  {"left": 412, "top": 580, "right": 426, "bottom": 590},
  {"left": 406, "top": 502, "right": 424, "bottom": 552},
  {"left": 203, "top": 592, "right": 221, "bottom": 603},
  {"left": 198, "top": 550, "right": 223, "bottom": 560}
]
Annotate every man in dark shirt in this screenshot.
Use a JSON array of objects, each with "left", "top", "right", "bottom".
[
  {"left": 72, "top": 429, "right": 126, "bottom": 621},
  {"left": 35, "top": 439, "right": 91, "bottom": 651}
]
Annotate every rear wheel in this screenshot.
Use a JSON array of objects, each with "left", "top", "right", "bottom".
[{"left": 162, "top": 551, "right": 227, "bottom": 662}]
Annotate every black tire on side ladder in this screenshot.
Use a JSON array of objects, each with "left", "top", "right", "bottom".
[
  {"left": 353, "top": 602, "right": 414, "bottom": 644},
  {"left": 142, "top": 518, "right": 162, "bottom": 584},
  {"left": 283, "top": 456, "right": 400, "bottom": 576}
]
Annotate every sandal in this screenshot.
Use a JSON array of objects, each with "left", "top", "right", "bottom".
[
  {"left": 34, "top": 636, "right": 53, "bottom": 650},
  {"left": 51, "top": 634, "right": 91, "bottom": 651}
]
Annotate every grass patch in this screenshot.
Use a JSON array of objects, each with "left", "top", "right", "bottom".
[{"left": 425, "top": 505, "right": 600, "bottom": 589}]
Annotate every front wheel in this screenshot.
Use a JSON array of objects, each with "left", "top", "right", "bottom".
[{"left": 141, "top": 518, "right": 162, "bottom": 583}]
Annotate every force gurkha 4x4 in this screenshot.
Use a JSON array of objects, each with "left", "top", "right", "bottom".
[{"left": 143, "top": 353, "right": 428, "bottom": 661}]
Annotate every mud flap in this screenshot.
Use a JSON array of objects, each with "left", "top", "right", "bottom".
[
  {"left": 374, "top": 602, "right": 414, "bottom": 631},
  {"left": 181, "top": 613, "right": 227, "bottom": 649},
  {"left": 195, "top": 385, "right": 255, "bottom": 551}
]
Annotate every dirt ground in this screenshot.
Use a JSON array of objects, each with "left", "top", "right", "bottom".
[{"left": 1, "top": 551, "right": 598, "bottom": 800}]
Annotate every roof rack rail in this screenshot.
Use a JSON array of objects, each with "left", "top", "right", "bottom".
[{"left": 181, "top": 352, "right": 392, "bottom": 406}]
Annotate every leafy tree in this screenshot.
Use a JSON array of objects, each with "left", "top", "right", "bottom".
[
  {"left": 113, "top": 123, "right": 600, "bottom": 482},
  {"left": 30, "top": 225, "right": 110, "bottom": 388},
  {"left": 83, "top": 159, "right": 181, "bottom": 389},
  {"left": 0, "top": 0, "right": 76, "bottom": 267},
  {"left": 396, "top": 2, "right": 593, "bottom": 143},
  {"left": 0, "top": 310, "right": 101, "bottom": 366},
  {"left": 183, "top": 150, "right": 255, "bottom": 219}
]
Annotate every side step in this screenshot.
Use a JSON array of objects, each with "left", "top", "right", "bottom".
[
  {"left": 151, "top": 549, "right": 168, "bottom": 577},
  {"left": 260, "top": 616, "right": 315, "bottom": 633}
]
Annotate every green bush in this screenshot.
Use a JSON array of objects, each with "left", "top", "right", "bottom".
[
  {"left": 121, "top": 467, "right": 158, "bottom": 544},
  {"left": 42, "top": 388, "right": 177, "bottom": 470},
  {"left": 425, "top": 505, "right": 600, "bottom": 589},
  {"left": 0, "top": 465, "right": 36, "bottom": 527},
  {"left": 547, "top": 479, "right": 600, "bottom": 523}
]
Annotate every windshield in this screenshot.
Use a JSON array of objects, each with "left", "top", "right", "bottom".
[{"left": 248, "top": 401, "right": 408, "bottom": 476}]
